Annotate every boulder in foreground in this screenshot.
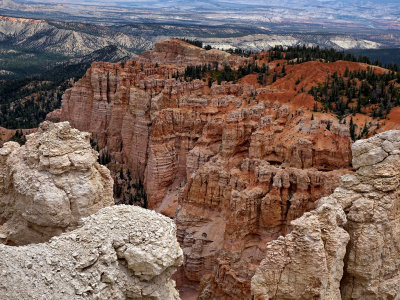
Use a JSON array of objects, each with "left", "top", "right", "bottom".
[
  {"left": 0, "top": 205, "right": 183, "bottom": 300},
  {"left": 0, "top": 121, "right": 113, "bottom": 245}
]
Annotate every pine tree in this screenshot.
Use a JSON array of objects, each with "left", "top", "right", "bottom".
[
  {"left": 349, "top": 117, "right": 356, "bottom": 141},
  {"left": 344, "top": 67, "right": 349, "bottom": 77}
]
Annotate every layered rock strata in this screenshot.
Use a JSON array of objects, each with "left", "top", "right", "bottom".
[
  {"left": 0, "top": 121, "right": 113, "bottom": 245},
  {"left": 0, "top": 205, "right": 183, "bottom": 300},
  {"left": 183, "top": 159, "right": 349, "bottom": 299},
  {"left": 252, "top": 130, "right": 400, "bottom": 299}
]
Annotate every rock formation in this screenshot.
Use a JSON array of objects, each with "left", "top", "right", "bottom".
[
  {"left": 0, "top": 121, "right": 113, "bottom": 245},
  {"left": 251, "top": 190, "right": 349, "bottom": 299},
  {"left": 53, "top": 39, "right": 375, "bottom": 298},
  {"left": 252, "top": 130, "right": 400, "bottom": 299},
  {"left": 0, "top": 205, "right": 183, "bottom": 300},
  {"left": 139, "top": 38, "right": 246, "bottom": 67}
]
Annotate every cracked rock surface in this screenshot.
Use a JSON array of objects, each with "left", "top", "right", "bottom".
[
  {"left": 0, "top": 121, "right": 113, "bottom": 245},
  {"left": 251, "top": 130, "right": 400, "bottom": 299},
  {"left": 0, "top": 205, "right": 183, "bottom": 300}
]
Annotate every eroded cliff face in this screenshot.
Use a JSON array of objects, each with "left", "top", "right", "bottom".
[
  {"left": 0, "top": 121, "right": 113, "bottom": 245},
  {"left": 55, "top": 39, "right": 356, "bottom": 298},
  {"left": 0, "top": 205, "right": 183, "bottom": 300},
  {"left": 177, "top": 104, "right": 351, "bottom": 298},
  {"left": 252, "top": 130, "right": 400, "bottom": 299}
]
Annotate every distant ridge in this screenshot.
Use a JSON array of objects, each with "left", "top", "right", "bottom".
[{"left": 0, "top": 15, "right": 151, "bottom": 57}]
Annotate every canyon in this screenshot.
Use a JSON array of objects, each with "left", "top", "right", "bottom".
[
  {"left": 53, "top": 38, "right": 400, "bottom": 298},
  {"left": 0, "top": 38, "right": 398, "bottom": 299}
]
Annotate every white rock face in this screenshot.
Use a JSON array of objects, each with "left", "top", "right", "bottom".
[
  {"left": 330, "top": 38, "right": 381, "bottom": 50},
  {"left": 252, "top": 130, "right": 400, "bottom": 299},
  {"left": 0, "top": 205, "right": 183, "bottom": 300},
  {"left": 0, "top": 121, "right": 114, "bottom": 245},
  {"left": 251, "top": 193, "right": 349, "bottom": 299},
  {"left": 200, "top": 34, "right": 381, "bottom": 51},
  {"left": 341, "top": 130, "right": 400, "bottom": 299}
]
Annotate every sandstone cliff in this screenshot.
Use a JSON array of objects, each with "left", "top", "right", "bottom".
[
  {"left": 55, "top": 39, "right": 359, "bottom": 298},
  {"left": 252, "top": 130, "right": 400, "bottom": 299},
  {"left": 0, "top": 205, "right": 183, "bottom": 300},
  {"left": 0, "top": 121, "right": 113, "bottom": 245}
]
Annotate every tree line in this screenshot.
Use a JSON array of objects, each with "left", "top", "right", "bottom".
[
  {"left": 309, "top": 67, "right": 400, "bottom": 120},
  {"left": 265, "top": 45, "right": 399, "bottom": 72},
  {"left": 178, "top": 61, "right": 283, "bottom": 86}
]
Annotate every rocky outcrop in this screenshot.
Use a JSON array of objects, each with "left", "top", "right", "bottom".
[
  {"left": 0, "top": 205, "right": 183, "bottom": 300},
  {"left": 251, "top": 190, "right": 349, "bottom": 299},
  {"left": 0, "top": 121, "right": 113, "bottom": 245},
  {"left": 341, "top": 130, "right": 400, "bottom": 299},
  {"left": 251, "top": 130, "right": 400, "bottom": 299}
]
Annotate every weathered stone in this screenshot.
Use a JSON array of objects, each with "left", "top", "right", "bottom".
[
  {"left": 0, "top": 205, "right": 183, "bottom": 300},
  {"left": 251, "top": 130, "right": 400, "bottom": 300},
  {"left": 0, "top": 121, "right": 113, "bottom": 245},
  {"left": 352, "top": 146, "right": 388, "bottom": 169},
  {"left": 251, "top": 198, "right": 349, "bottom": 300}
]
